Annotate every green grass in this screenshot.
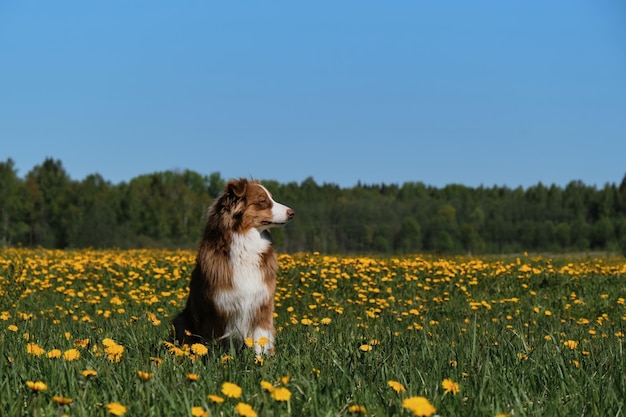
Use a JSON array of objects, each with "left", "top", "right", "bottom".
[{"left": 1, "top": 249, "right": 625, "bottom": 416}]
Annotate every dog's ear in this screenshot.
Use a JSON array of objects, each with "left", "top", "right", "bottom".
[
  {"left": 226, "top": 179, "right": 247, "bottom": 216},
  {"left": 226, "top": 179, "right": 247, "bottom": 198}
]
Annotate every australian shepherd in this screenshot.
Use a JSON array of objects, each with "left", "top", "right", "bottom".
[{"left": 173, "top": 178, "right": 294, "bottom": 355}]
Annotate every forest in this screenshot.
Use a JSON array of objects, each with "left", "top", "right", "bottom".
[{"left": 2, "top": 157, "right": 626, "bottom": 255}]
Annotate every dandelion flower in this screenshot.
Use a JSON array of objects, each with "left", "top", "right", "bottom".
[
  {"left": 26, "top": 381, "right": 47, "bottom": 392},
  {"left": 207, "top": 394, "right": 224, "bottom": 403},
  {"left": 137, "top": 371, "right": 153, "bottom": 381},
  {"left": 442, "top": 378, "right": 460, "bottom": 395},
  {"left": 321, "top": 318, "right": 332, "bottom": 325},
  {"left": 191, "top": 406, "right": 209, "bottom": 417},
  {"left": 186, "top": 373, "right": 200, "bottom": 382},
  {"left": 270, "top": 387, "right": 292, "bottom": 402},
  {"left": 63, "top": 348, "right": 81, "bottom": 361},
  {"left": 52, "top": 396, "right": 73, "bottom": 405},
  {"left": 221, "top": 382, "right": 242, "bottom": 399},
  {"left": 47, "top": 349, "right": 62, "bottom": 359},
  {"left": 191, "top": 343, "right": 208, "bottom": 356},
  {"left": 402, "top": 396, "right": 436, "bottom": 417},
  {"left": 563, "top": 340, "right": 578, "bottom": 350},
  {"left": 387, "top": 380, "right": 406, "bottom": 393},
  {"left": 234, "top": 402, "right": 257, "bottom": 417},
  {"left": 348, "top": 404, "right": 367, "bottom": 414},
  {"left": 26, "top": 343, "right": 45, "bottom": 356},
  {"left": 7, "top": 324, "right": 18, "bottom": 332},
  {"left": 260, "top": 380, "right": 275, "bottom": 392},
  {"left": 359, "top": 344, "right": 372, "bottom": 352},
  {"left": 82, "top": 369, "right": 98, "bottom": 377},
  {"left": 105, "top": 402, "right": 127, "bottom": 416}
]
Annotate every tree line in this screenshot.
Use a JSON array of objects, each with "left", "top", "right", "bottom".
[{"left": 2, "top": 157, "right": 626, "bottom": 255}]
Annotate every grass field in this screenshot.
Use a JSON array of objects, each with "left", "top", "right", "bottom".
[{"left": 1, "top": 249, "right": 625, "bottom": 417}]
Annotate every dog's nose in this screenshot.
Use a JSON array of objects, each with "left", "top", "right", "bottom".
[{"left": 287, "top": 208, "right": 295, "bottom": 219}]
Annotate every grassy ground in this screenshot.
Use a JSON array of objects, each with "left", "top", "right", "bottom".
[{"left": 1, "top": 249, "right": 625, "bottom": 416}]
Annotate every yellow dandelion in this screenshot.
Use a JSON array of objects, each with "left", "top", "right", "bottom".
[
  {"left": 63, "top": 348, "right": 81, "bottom": 361},
  {"left": 82, "top": 369, "right": 98, "bottom": 377},
  {"left": 26, "top": 343, "right": 45, "bottom": 356},
  {"left": 221, "top": 382, "right": 242, "bottom": 399},
  {"left": 402, "top": 396, "right": 436, "bottom": 417},
  {"left": 207, "top": 394, "right": 224, "bottom": 403},
  {"left": 359, "top": 344, "right": 372, "bottom": 352},
  {"left": 186, "top": 373, "right": 200, "bottom": 382},
  {"left": 563, "top": 340, "right": 578, "bottom": 350},
  {"left": 270, "top": 386, "right": 292, "bottom": 402},
  {"left": 256, "top": 337, "right": 269, "bottom": 348},
  {"left": 105, "top": 402, "right": 127, "bottom": 416},
  {"left": 321, "top": 318, "right": 332, "bottom": 325},
  {"left": 150, "top": 356, "right": 163, "bottom": 366},
  {"left": 244, "top": 337, "right": 254, "bottom": 347},
  {"left": 26, "top": 380, "right": 47, "bottom": 392},
  {"left": 137, "top": 371, "right": 153, "bottom": 381},
  {"left": 387, "top": 380, "right": 406, "bottom": 393},
  {"left": 191, "top": 406, "right": 209, "bottom": 417},
  {"left": 52, "top": 396, "right": 73, "bottom": 405},
  {"left": 191, "top": 343, "right": 208, "bottom": 356},
  {"left": 260, "top": 380, "right": 275, "bottom": 392},
  {"left": 7, "top": 324, "right": 18, "bottom": 332},
  {"left": 221, "top": 354, "right": 233, "bottom": 365},
  {"left": 280, "top": 375, "right": 291, "bottom": 385},
  {"left": 234, "top": 402, "right": 257, "bottom": 417},
  {"left": 348, "top": 404, "right": 367, "bottom": 414},
  {"left": 442, "top": 378, "right": 460, "bottom": 395},
  {"left": 47, "top": 349, "right": 62, "bottom": 359}
]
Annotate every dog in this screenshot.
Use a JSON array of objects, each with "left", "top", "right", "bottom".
[{"left": 173, "top": 178, "right": 294, "bottom": 356}]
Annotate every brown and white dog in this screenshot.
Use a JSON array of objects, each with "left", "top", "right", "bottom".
[{"left": 173, "top": 178, "right": 294, "bottom": 355}]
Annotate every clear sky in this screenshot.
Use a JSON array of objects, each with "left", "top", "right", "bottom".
[{"left": 1, "top": 1, "right": 625, "bottom": 189}]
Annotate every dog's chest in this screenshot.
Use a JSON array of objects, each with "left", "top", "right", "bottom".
[{"left": 215, "top": 231, "right": 271, "bottom": 316}]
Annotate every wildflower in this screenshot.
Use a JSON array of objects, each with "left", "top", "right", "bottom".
[
  {"left": 245, "top": 337, "right": 254, "bottom": 347},
  {"left": 191, "top": 406, "right": 209, "bottom": 417},
  {"left": 221, "top": 354, "right": 233, "bottom": 365},
  {"left": 26, "top": 343, "right": 45, "bottom": 356},
  {"left": 0, "top": 311, "right": 11, "bottom": 320},
  {"left": 26, "top": 381, "right": 47, "bottom": 392},
  {"left": 103, "top": 339, "right": 124, "bottom": 362},
  {"left": 221, "top": 382, "right": 243, "bottom": 399},
  {"left": 563, "top": 340, "right": 578, "bottom": 350},
  {"left": 359, "top": 344, "right": 372, "bottom": 352},
  {"left": 150, "top": 356, "right": 163, "bottom": 366},
  {"left": 348, "top": 404, "right": 367, "bottom": 414},
  {"left": 105, "top": 402, "right": 127, "bottom": 416},
  {"left": 279, "top": 375, "right": 291, "bottom": 385},
  {"left": 271, "top": 387, "right": 292, "bottom": 402},
  {"left": 191, "top": 343, "right": 208, "bottom": 356},
  {"left": 52, "top": 396, "right": 73, "bottom": 405},
  {"left": 186, "top": 373, "right": 200, "bottom": 382},
  {"left": 387, "top": 380, "right": 406, "bottom": 393},
  {"left": 137, "top": 371, "right": 153, "bottom": 381},
  {"left": 260, "top": 380, "right": 275, "bottom": 392},
  {"left": 208, "top": 394, "right": 224, "bottom": 403},
  {"left": 8, "top": 324, "right": 18, "bottom": 332},
  {"left": 47, "top": 349, "right": 62, "bottom": 359},
  {"left": 402, "top": 396, "right": 436, "bottom": 417},
  {"left": 321, "top": 318, "right": 332, "bottom": 325},
  {"left": 63, "top": 349, "right": 81, "bottom": 361},
  {"left": 82, "top": 369, "right": 98, "bottom": 377},
  {"left": 442, "top": 378, "right": 460, "bottom": 395},
  {"left": 301, "top": 318, "right": 313, "bottom": 326},
  {"left": 234, "top": 402, "right": 257, "bottom": 417}
]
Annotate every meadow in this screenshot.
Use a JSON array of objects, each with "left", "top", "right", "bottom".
[{"left": 1, "top": 249, "right": 625, "bottom": 417}]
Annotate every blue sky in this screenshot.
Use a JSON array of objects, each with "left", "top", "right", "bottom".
[{"left": 1, "top": 1, "right": 625, "bottom": 189}]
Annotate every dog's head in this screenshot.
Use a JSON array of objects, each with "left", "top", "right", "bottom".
[{"left": 217, "top": 178, "right": 295, "bottom": 232}]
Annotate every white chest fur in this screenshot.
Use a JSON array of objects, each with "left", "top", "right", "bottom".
[{"left": 215, "top": 230, "right": 271, "bottom": 342}]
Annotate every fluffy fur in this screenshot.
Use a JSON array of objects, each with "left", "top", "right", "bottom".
[{"left": 172, "top": 178, "right": 294, "bottom": 355}]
